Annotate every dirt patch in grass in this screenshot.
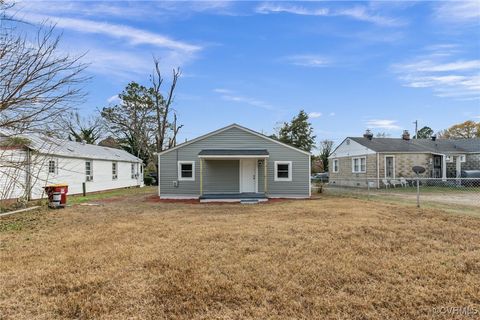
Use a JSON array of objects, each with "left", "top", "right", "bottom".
[{"left": 1, "top": 190, "right": 479, "bottom": 319}]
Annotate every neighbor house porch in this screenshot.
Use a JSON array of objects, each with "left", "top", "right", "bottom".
[{"left": 198, "top": 149, "right": 269, "bottom": 202}]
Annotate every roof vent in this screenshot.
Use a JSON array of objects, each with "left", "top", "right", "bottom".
[
  {"left": 363, "top": 129, "right": 373, "bottom": 140},
  {"left": 431, "top": 135, "right": 437, "bottom": 141},
  {"left": 402, "top": 130, "right": 410, "bottom": 141}
]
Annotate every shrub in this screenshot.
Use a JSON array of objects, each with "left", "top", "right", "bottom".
[{"left": 144, "top": 176, "right": 154, "bottom": 186}]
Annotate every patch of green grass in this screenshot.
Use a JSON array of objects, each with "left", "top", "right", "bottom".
[
  {"left": 68, "top": 186, "right": 156, "bottom": 205},
  {"left": 0, "top": 221, "right": 24, "bottom": 232}
]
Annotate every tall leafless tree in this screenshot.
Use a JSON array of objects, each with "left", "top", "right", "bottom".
[
  {"left": 1, "top": 2, "right": 89, "bottom": 207},
  {"left": 318, "top": 139, "right": 334, "bottom": 172},
  {"left": 150, "top": 58, "right": 182, "bottom": 152},
  {"left": 0, "top": 3, "right": 89, "bottom": 132}
]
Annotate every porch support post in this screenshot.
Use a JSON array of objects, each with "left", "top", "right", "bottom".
[
  {"left": 441, "top": 155, "right": 447, "bottom": 181},
  {"left": 200, "top": 158, "right": 203, "bottom": 196},
  {"left": 455, "top": 156, "right": 461, "bottom": 178},
  {"left": 264, "top": 159, "right": 268, "bottom": 194}
]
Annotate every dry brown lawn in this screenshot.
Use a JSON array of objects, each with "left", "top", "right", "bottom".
[{"left": 1, "top": 188, "right": 479, "bottom": 319}]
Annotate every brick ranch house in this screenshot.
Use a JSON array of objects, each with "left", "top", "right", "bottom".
[{"left": 328, "top": 130, "right": 480, "bottom": 188}]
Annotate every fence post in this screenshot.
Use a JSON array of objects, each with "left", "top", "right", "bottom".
[
  {"left": 82, "top": 182, "right": 86, "bottom": 197},
  {"left": 416, "top": 177, "right": 420, "bottom": 208}
]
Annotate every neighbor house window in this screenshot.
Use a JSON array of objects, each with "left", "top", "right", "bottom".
[
  {"left": 48, "top": 160, "right": 56, "bottom": 174},
  {"left": 352, "top": 157, "right": 366, "bottom": 173},
  {"left": 274, "top": 161, "right": 292, "bottom": 181},
  {"left": 332, "top": 159, "right": 339, "bottom": 173},
  {"left": 459, "top": 155, "right": 466, "bottom": 163},
  {"left": 178, "top": 161, "right": 195, "bottom": 181},
  {"left": 385, "top": 156, "right": 395, "bottom": 179},
  {"left": 131, "top": 163, "right": 137, "bottom": 179},
  {"left": 85, "top": 160, "right": 93, "bottom": 181},
  {"left": 112, "top": 162, "right": 118, "bottom": 180}
]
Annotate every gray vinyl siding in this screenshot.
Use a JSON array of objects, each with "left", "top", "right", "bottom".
[
  {"left": 204, "top": 160, "right": 239, "bottom": 193},
  {"left": 159, "top": 127, "right": 310, "bottom": 197}
]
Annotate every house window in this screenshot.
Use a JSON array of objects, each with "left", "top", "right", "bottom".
[
  {"left": 352, "top": 157, "right": 366, "bottom": 173},
  {"left": 112, "top": 162, "right": 118, "bottom": 180},
  {"left": 274, "top": 161, "right": 292, "bottom": 181},
  {"left": 178, "top": 161, "right": 195, "bottom": 181},
  {"left": 332, "top": 159, "right": 339, "bottom": 173},
  {"left": 131, "top": 163, "right": 137, "bottom": 179},
  {"left": 385, "top": 156, "right": 395, "bottom": 179},
  {"left": 48, "top": 160, "right": 56, "bottom": 174},
  {"left": 459, "top": 155, "right": 466, "bottom": 163},
  {"left": 85, "top": 160, "right": 93, "bottom": 181}
]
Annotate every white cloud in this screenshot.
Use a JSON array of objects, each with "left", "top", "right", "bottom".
[
  {"left": 329, "top": 112, "right": 336, "bottom": 116},
  {"left": 392, "top": 47, "right": 480, "bottom": 100},
  {"left": 213, "top": 88, "right": 273, "bottom": 110},
  {"left": 308, "top": 112, "right": 322, "bottom": 118},
  {"left": 18, "top": 0, "right": 235, "bottom": 20},
  {"left": 255, "top": 2, "right": 404, "bottom": 27},
  {"left": 21, "top": 13, "right": 201, "bottom": 53},
  {"left": 283, "top": 55, "right": 331, "bottom": 67},
  {"left": 434, "top": 1, "right": 480, "bottom": 24},
  {"left": 213, "top": 88, "right": 233, "bottom": 94},
  {"left": 107, "top": 95, "right": 121, "bottom": 104},
  {"left": 256, "top": 3, "right": 329, "bottom": 16},
  {"left": 366, "top": 119, "right": 401, "bottom": 130},
  {"left": 337, "top": 6, "right": 402, "bottom": 27}
]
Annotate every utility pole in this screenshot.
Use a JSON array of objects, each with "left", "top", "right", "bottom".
[{"left": 413, "top": 120, "right": 418, "bottom": 139}]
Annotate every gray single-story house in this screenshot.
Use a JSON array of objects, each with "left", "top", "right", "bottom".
[{"left": 157, "top": 124, "right": 311, "bottom": 202}]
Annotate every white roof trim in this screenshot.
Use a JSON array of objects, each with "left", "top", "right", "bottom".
[
  {"left": 158, "top": 123, "right": 311, "bottom": 156},
  {"left": 198, "top": 155, "right": 270, "bottom": 159}
]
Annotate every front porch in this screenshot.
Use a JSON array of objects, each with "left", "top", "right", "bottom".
[{"left": 198, "top": 149, "right": 270, "bottom": 202}]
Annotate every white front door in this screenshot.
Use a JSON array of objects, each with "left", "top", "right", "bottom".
[{"left": 240, "top": 159, "right": 256, "bottom": 193}]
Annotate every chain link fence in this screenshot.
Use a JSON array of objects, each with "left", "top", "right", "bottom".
[{"left": 312, "top": 177, "right": 480, "bottom": 210}]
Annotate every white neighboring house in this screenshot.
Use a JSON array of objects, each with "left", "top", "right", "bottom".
[{"left": 0, "top": 128, "right": 144, "bottom": 200}]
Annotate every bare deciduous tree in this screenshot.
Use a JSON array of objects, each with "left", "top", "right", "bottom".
[
  {"left": 1, "top": 4, "right": 88, "bottom": 131},
  {"left": 318, "top": 139, "right": 334, "bottom": 172},
  {"left": 151, "top": 58, "right": 182, "bottom": 152}
]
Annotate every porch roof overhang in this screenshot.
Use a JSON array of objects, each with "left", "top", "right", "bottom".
[{"left": 198, "top": 149, "right": 269, "bottom": 159}]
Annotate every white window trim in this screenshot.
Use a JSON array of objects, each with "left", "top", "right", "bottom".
[
  {"left": 112, "top": 162, "right": 118, "bottom": 180},
  {"left": 178, "top": 161, "right": 195, "bottom": 181},
  {"left": 352, "top": 157, "right": 366, "bottom": 173},
  {"left": 274, "top": 161, "right": 292, "bottom": 182},
  {"left": 384, "top": 155, "right": 395, "bottom": 179},
  {"left": 48, "top": 159, "right": 57, "bottom": 174},
  {"left": 85, "top": 160, "right": 93, "bottom": 182},
  {"left": 332, "top": 159, "right": 339, "bottom": 173},
  {"left": 459, "top": 154, "right": 466, "bottom": 163},
  {"left": 131, "top": 163, "right": 136, "bottom": 179}
]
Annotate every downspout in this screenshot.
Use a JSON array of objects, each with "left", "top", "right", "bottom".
[{"left": 376, "top": 152, "right": 380, "bottom": 189}]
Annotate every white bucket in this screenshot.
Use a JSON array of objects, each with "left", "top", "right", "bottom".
[{"left": 51, "top": 192, "right": 61, "bottom": 207}]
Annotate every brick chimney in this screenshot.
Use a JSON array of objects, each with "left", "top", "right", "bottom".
[
  {"left": 363, "top": 129, "right": 373, "bottom": 140},
  {"left": 402, "top": 130, "right": 410, "bottom": 141}
]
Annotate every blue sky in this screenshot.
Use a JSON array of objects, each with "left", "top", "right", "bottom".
[{"left": 14, "top": 0, "right": 480, "bottom": 146}]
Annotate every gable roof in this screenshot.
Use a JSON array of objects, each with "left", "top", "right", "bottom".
[
  {"left": 0, "top": 128, "right": 142, "bottom": 162},
  {"left": 158, "top": 123, "right": 311, "bottom": 156},
  {"left": 349, "top": 137, "right": 480, "bottom": 154}
]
